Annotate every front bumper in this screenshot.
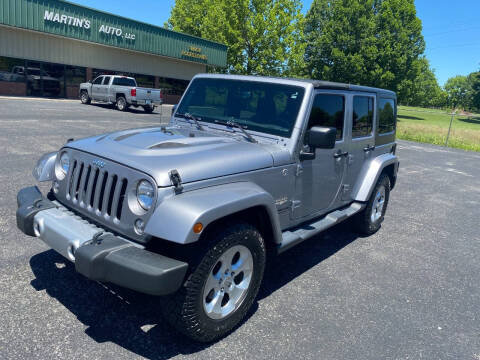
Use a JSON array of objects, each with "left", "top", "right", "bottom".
[{"left": 16, "top": 186, "right": 188, "bottom": 296}]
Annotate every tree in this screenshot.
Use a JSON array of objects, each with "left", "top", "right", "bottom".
[
  {"left": 469, "top": 71, "right": 480, "bottom": 111},
  {"left": 304, "top": 0, "right": 427, "bottom": 104},
  {"left": 167, "top": 0, "right": 305, "bottom": 76},
  {"left": 404, "top": 58, "right": 446, "bottom": 107},
  {"left": 444, "top": 75, "right": 471, "bottom": 109}
]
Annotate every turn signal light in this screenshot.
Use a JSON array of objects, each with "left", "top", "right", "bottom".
[{"left": 193, "top": 223, "right": 204, "bottom": 234}]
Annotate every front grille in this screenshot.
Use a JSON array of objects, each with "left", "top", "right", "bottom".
[
  {"left": 56, "top": 149, "right": 156, "bottom": 244},
  {"left": 67, "top": 160, "right": 128, "bottom": 221}
]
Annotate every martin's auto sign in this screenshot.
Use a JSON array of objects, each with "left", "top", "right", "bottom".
[
  {"left": 44, "top": 11, "right": 136, "bottom": 40},
  {"left": 0, "top": 0, "right": 227, "bottom": 67},
  {"left": 43, "top": 10, "right": 91, "bottom": 29}
]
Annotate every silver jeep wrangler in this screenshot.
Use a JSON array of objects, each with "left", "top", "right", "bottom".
[{"left": 17, "top": 74, "right": 399, "bottom": 342}]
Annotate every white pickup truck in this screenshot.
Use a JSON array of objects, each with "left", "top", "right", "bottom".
[{"left": 79, "top": 75, "right": 163, "bottom": 113}]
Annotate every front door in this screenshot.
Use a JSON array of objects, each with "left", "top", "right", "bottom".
[
  {"left": 293, "top": 92, "right": 348, "bottom": 220},
  {"left": 100, "top": 76, "right": 111, "bottom": 101},
  {"left": 91, "top": 76, "right": 104, "bottom": 100},
  {"left": 342, "top": 93, "right": 376, "bottom": 201}
]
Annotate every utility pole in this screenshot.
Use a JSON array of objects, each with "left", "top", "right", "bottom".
[{"left": 445, "top": 111, "right": 455, "bottom": 147}]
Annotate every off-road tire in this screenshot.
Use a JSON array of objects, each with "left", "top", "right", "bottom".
[
  {"left": 80, "top": 90, "right": 91, "bottom": 104},
  {"left": 354, "top": 174, "right": 391, "bottom": 235},
  {"left": 160, "top": 222, "right": 266, "bottom": 342},
  {"left": 143, "top": 105, "right": 154, "bottom": 113},
  {"left": 116, "top": 96, "right": 127, "bottom": 111}
]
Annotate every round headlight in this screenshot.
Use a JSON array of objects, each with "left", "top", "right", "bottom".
[
  {"left": 60, "top": 153, "right": 70, "bottom": 174},
  {"left": 55, "top": 152, "right": 70, "bottom": 180},
  {"left": 136, "top": 180, "right": 155, "bottom": 211}
]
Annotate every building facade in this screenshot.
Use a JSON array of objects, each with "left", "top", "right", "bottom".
[{"left": 0, "top": 0, "right": 227, "bottom": 103}]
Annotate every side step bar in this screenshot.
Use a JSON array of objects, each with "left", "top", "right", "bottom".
[{"left": 278, "top": 202, "right": 365, "bottom": 253}]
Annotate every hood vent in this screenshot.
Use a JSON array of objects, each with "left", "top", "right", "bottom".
[
  {"left": 149, "top": 142, "right": 190, "bottom": 149},
  {"left": 114, "top": 131, "right": 143, "bottom": 142}
]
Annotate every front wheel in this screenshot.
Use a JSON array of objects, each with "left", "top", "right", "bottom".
[
  {"left": 354, "top": 174, "right": 391, "bottom": 235},
  {"left": 80, "top": 91, "right": 91, "bottom": 104},
  {"left": 160, "top": 222, "right": 266, "bottom": 342}
]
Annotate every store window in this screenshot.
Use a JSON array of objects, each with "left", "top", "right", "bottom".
[
  {"left": 92, "top": 68, "right": 111, "bottom": 79},
  {"left": 66, "top": 66, "right": 86, "bottom": 99},
  {"left": 0, "top": 56, "right": 27, "bottom": 96},
  {"left": 42, "top": 63, "right": 65, "bottom": 98},
  {"left": 135, "top": 74, "right": 155, "bottom": 88}
]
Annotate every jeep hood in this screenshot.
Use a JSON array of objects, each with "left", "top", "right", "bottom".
[{"left": 67, "top": 127, "right": 279, "bottom": 187}]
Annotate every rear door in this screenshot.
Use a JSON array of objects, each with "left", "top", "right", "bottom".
[
  {"left": 342, "top": 92, "right": 376, "bottom": 201},
  {"left": 91, "top": 76, "right": 104, "bottom": 100}
]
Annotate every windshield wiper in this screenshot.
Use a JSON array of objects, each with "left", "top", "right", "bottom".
[
  {"left": 176, "top": 112, "right": 204, "bottom": 130},
  {"left": 214, "top": 119, "right": 257, "bottom": 143}
]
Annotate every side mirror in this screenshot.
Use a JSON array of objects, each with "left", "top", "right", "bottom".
[
  {"left": 171, "top": 104, "right": 178, "bottom": 116},
  {"left": 300, "top": 126, "right": 337, "bottom": 160}
]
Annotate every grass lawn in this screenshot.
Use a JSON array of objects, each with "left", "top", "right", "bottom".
[{"left": 396, "top": 106, "right": 480, "bottom": 152}]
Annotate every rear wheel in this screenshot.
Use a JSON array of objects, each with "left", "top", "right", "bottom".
[
  {"left": 116, "top": 96, "right": 127, "bottom": 111},
  {"left": 80, "top": 91, "right": 91, "bottom": 104},
  {"left": 143, "top": 105, "right": 154, "bottom": 113},
  {"left": 160, "top": 222, "right": 266, "bottom": 342},
  {"left": 354, "top": 174, "right": 391, "bottom": 235}
]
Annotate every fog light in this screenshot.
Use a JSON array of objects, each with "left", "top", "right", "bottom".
[
  {"left": 53, "top": 181, "right": 59, "bottom": 194},
  {"left": 135, "top": 219, "right": 145, "bottom": 235}
]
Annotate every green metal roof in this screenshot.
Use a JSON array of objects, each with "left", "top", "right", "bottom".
[{"left": 0, "top": 0, "right": 227, "bottom": 67}]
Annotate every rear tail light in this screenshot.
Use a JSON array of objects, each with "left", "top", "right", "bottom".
[
  {"left": 160, "top": 90, "right": 163, "bottom": 100},
  {"left": 130, "top": 88, "right": 136, "bottom": 97}
]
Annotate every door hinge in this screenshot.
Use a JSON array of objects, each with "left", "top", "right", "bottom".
[
  {"left": 296, "top": 164, "right": 303, "bottom": 177},
  {"left": 342, "top": 184, "right": 350, "bottom": 194}
]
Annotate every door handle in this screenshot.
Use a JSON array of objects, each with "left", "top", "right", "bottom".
[
  {"left": 333, "top": 150, "right": 349, "bottom": 158},
  {"left": 363, "top": 145, "right": 375, "bottom": 152}
]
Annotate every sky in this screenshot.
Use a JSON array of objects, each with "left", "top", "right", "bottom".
[{"left": 69, "top": 0, "right": 480, "bottom": 86}]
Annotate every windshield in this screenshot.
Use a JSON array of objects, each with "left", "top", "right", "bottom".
[{"left": 176, "top": 78, "right": 305, "bottom": 137}]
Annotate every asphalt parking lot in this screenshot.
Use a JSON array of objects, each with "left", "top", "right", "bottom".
[{"left": 0, "top": 97, "right": 479, "bottom": 360}]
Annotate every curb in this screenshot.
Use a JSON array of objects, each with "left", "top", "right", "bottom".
[{"left": 0, "top": 96, "right": 78, "bottom": 102}]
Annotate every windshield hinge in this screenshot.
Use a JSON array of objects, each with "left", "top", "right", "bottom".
[{"left": 169, "top": 169, "right": 183, "bottom": 194}]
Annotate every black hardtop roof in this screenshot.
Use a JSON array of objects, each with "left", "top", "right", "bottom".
[
  {"left": 197, "top": 74, "right": 396, "bottom": 98},
  {"left": 285, "top": 78, "right": 396, "bottom": 97}
]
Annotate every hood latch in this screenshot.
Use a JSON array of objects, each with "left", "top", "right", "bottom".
[{"left": 169, "top": 169, "right": 183, "bottom": 194}]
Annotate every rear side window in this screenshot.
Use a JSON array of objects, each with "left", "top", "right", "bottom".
[
  {"left": 378, "top": 98, "right": 396, "bottom": 134},
  {"left": 102, "top": 76, "right": 111, "bottom": 85},
  {"left": 307, "top": 94, "right": 345, "bottom": 140},
  {"left": 92, "top": 76, "right": 103, "bottom": 85},
  {"left": 112, "top": 77, "right": 137, "bottom": 87},
  {"left": 352, "top": 96, "right": 374, "bottom": 138}
]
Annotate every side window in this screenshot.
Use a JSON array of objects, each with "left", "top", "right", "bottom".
[
  {"left": 378, "top": 98, "right": 396, "bottom": 134},
  {"left": 352, "top": 96, "right": 374, "bottom": 138},
  {"left": 102, "top": 76, "right": 111, "bottom": 85},
  {"left": 307, "top": 94, "right": 345, "bottom": 141},
  {"left": 93, "top": 76, "right": 103, "bottom": 85}
]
